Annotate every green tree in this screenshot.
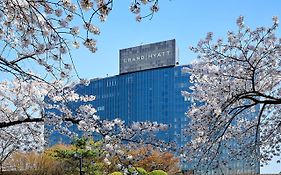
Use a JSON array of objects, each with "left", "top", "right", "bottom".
[{"left": 49, "top": 137, "right": 105, "bottom": 175}]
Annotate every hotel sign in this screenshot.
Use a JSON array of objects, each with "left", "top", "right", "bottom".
[{"left": 119, "top": 39, "right": 176, "bottom": 74}]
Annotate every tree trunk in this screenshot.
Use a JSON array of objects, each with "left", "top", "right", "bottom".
[{"left": 0, "top": 162, "right": 3, "bottom": 175}]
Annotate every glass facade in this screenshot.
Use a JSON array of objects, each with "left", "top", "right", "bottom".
[
  {"left": 60, "top": 65, "right": 259, "bottom": 174},
  {"left": 75, "top": 65, "right": 191, "bottom": 147}
]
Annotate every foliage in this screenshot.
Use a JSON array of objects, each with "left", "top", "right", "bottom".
[
  {"left": 5, "top": 144, "right": 104, "bottom": 175},
  {"left": 3, "top": 140, "right": 173, "bottom": 175},
  {"left": 44, "top": 143, "right": 75, "bottom": 157},
  {"left": 110, "top": 172, "right": 123, "bottom": 175},
  {"left": 128, "top": 145, "right": 181, "bottom": 174},
  {"left": 136, "top": 167, "right": 148, "bottom": 175},
  {"left": 47, "top": 138, "right": 106, "bottom": 174},
  {"left": 47, "top": 140, "right": 175, "bottom": 175},
  {"left": 5, "top": 140, "right": 106, "bottom": 175},
  {"left": 148, "top": 170, "right": 168, "bottom": 175},
  {"left": 182, "top": 16, "right": 281, "bottom": 168},
  {"left": 108, "top": 168, "right": 168, "bottom": 175},
  {"left": 5, "top": 151, "right": 64, "bottom": 175}
]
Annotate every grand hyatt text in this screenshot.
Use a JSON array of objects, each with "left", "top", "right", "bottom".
[{"left": 122, "top": 50, "right": 171, "bottom": 63}]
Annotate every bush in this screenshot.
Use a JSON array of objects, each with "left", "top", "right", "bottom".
[
  {"left": 110, "top": 172, "right": 123, "bottom": 175},
  {"left": 128, "top": 146, "right": 180, "bottom": 174},
  {"left": 149, "top": 170, "right": 168, "bottom": 175},
  {"left": 6, "top": 151, "right": 65, "bottom": 175},
  {"left": 136, "top": 167, "right": 148, "bottom": 175}
]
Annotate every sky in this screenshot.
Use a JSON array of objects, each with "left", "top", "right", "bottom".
[
  {"left": 70, "top": 0, "right": 281, "bottom": 173},
  {"left": 72, "top": 0, "right": 281, "bottom": 79}
]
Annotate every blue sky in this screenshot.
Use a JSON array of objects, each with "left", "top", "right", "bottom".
[
  {"left": 72, "top": 0, "right": 281, "bottom": 79},
  {"left": 71, "top": 1, "right": 281, "bottom": 173}
]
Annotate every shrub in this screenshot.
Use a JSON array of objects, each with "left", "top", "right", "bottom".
[
  {"left": 136, "top": 167, "right": 148, "bottom": 175},
  {"left": 149, "top": 170, "right": 168, "bottom": 175},
  {"left": 110, "top": 172, "right": 123, "bottom": 175}
]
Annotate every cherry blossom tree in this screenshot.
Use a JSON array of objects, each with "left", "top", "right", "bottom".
[
  {"left": 0, "top": 0, "right": 160, "bottom": 81},
  {"left": 0, "top": 0, "right": 164, "bottom": 168},
  {"left": 0, "top": 75, "right": 170, "bottom": 175},
  {"left": 0, "top": 77, "right": 168, "bottom": 146},
  {"left": 182, "top": 16, "right": 281, "bottom": 169},
  {"left": 0, "top": 0, "right": 163, "bottom": 138},
  {"left": 0, "top": 130, "right": 19, "bottom": 173}
]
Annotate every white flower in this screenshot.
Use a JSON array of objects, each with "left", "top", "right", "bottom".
[
  {"left": 80, "top": 78, "right": 90, "bottom": 86},
  {"left": 236, "top": 15, "right": 244, "bottom": 28},
  {"left": 69, "top": 4, "right": 77, "bottom": 12},
  {"left": 60, "top": 71, "right": 68, "bottom": 78},
  {"left": 99, "top": 14, "right": 107, "bottom": 22},
  {"left": 127, "top": 155, "right": 133, "bottom": 160},
  {"left": 59, "top": 20, "right": 68, "bottom": 27},
  {"left": 104, "top": 158, "right": 111, "bottom": 165},
  {"left": 62, "top": 0, "right": 71, "bottom": 7},
  {"left": 136, "top": 15, "right": 142, "bottom": 22},
  {"left": 150, "top": 4, "right": 159, "bottom": 12},
  {"left": 141, "top": 0, "right": 148, "bottom": 4},
  {"left": 80, "top": 0, "right": 93, "bottom": 10},
  {"left": 55, "top": 9, "right": 63, "bottom": 17},
  {"left": 70, "top": 26, "right": 80, "bottom": 35},
  {"left": 44, "top": 4, "right": 53, "bottom": 14},
  {"left": 130, "top": 3, "right": 140, "bottom": 14},
  {"left": 104, "top": 135, "right": 111, "bottom": 141},
  {"left": 66, "top": 14, "right": 74, "bottom": 21},
  {"left": 206, "top": 32, "right": 213, "bottom": 41},
  {"left": 64, "top": 64, "right": 72, "bottom": 70},
  {"left": 84, "top": 23, "right": 100, "bottom": 35},
  {"left": 59, "top": 46, "right": 67, "bottom": 54},
  {"left": 116, "top": 164, "right": 122, "bottom": 169},
  {"left": 78, "top": 120, "right": 88, "bottom": 129},
  {"left": 73, "top": 41, "right": 80, "bottom": 48},
  {"left": 273, "top": 16, "right": 279, "bottom": 25}
]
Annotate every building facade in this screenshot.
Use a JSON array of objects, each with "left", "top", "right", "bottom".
[
  {"left": 48, "top": 39, "right": 260, "bottom": 174},
  {"left": 76, "top": 64, "right": 191, "bottom": 147}
]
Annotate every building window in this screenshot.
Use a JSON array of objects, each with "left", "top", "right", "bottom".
[{"left": 97, "top": 106, "right": 105, "bottom": 111}]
